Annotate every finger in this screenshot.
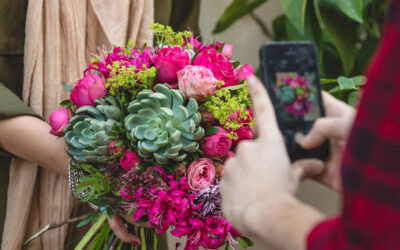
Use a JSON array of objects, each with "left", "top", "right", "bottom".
[
  {"left": 291, "top": 159, "right": 325, "bottom": 182},
  {"left": 300, "top": 117, "right": 345, "bottom": 149},
  {"left": 322, "top": 91, "right": 354, "bottom": 117},
  {"left": 247, "top": 76, "right": 280, "bottom": 140},
  {"left": 108, "top": 215, "right": 140, "bottom": 245},
  {"left": 120, "top": 214, "right": 152, "bottom": 228}
]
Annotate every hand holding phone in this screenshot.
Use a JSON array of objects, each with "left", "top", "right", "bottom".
[{"left": 260, "top": 42, "right": 329, "bottom": 162}]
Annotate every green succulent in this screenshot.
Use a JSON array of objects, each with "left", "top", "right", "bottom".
[
  {"left": 65, "top": 96, "right": 122, "bottom": 164},
  {"left": 124, "top": 84, "right": 204, "bottom": 165}
]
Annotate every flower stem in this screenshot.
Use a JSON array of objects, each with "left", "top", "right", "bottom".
[
  {"left": 153, "top": 230, "right": 158, "bottom": 250},
  {"left": 140, "top": 227, "right": 147, "bottom": 250},
  {"left": 75, "top": 214, "right": 107, "bottom": 250}
]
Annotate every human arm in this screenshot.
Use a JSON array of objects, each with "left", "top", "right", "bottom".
[{"left": 221, "top": 76, "right": 325, "bottom": 250}]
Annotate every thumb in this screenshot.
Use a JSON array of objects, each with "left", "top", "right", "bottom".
[
  {"left": 291, "top": 159, "right": 325, "bottom": 182},
  {"left": 300, "top": 117, "right": 344, "bottom": 149},
  {"left": 247, "top": 76, "right": 280, "bottom": 141}
]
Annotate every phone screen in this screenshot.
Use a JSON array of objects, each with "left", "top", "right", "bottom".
[{"left": 264, "top": 43, "right": 323, "bottom": 123}]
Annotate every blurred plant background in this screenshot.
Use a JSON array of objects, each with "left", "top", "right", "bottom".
[{"left": 213, "top": 0, "right": 390, "bottom": 105}]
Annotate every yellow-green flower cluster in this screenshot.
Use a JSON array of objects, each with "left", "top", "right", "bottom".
[
  {"left": 150, "top": 23, "right": 192, "bottom": 48},
  {"left": 204, "top": 83, "right": 254, "bottom": 139},
  {"left": 105, "top": 61, "right": 156, "bottom": 97}
]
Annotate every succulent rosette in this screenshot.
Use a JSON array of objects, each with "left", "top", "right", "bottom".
[{"left": 49, "top": 23, "right": 255, "bottom": 250}]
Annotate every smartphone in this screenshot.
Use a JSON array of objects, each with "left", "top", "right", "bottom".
[{"left": 260, "top": 41, "right": 329, "bottom": 162}]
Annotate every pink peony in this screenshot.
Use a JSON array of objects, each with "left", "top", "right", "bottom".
[
  {"left": 154, "top": 47, "right": 190, "bottom": 83},
  {"left": 119, "top": 150, "right": 141, "bottom": 171},
  {"left": 187, "top": 158, "right": 216, "bottom": 191},
  {"left": 221, "top": 44, "right": 234, "bottom": 60},
  {"left": 70, "top": 74, "right": 107, "bottom": 107},
  {"left": 201, "top": 127, "right": 232, "bottom": 158},
  {"left": 236, "top": 64, "right": 255, "bottom": 83},
  {"left": 193, "top": 48, "right": 238, "bottom": 87},
  {"left": 49, "top": 107, "right": 70, "bottom": 136},
  {"left": 107, "top": 139, "right": 126, "bottom": 157},
  {"left": 177, "top": 65, "right": 218, "bottom": 101}
]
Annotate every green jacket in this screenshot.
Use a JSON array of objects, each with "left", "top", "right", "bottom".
[{"left": 0, "top": 0, "right": 200, "bottom": 245}]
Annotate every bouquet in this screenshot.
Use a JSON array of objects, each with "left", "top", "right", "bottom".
[
  {"left": 274, "top": 74, "right": 314, "bottom": 117},
  {"left": 50, "top": 24, "right": 256, "bottom": 249}
]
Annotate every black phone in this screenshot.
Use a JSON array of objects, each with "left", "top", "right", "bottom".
[{"left": 259, "top": 41, "right": 329, "bottom": 162}]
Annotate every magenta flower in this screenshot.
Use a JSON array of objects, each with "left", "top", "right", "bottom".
[{"left": 49, "top": 107, "right": 70, "bottom": 136}]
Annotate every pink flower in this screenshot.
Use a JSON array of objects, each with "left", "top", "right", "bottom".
[
  {"left": 226, "top": 109, "right": 254, "bottom": 145},
  {"left": 187, "top": 158, "right": 216, "bottom": 191},
  {"left": 236, "top": 64, "right": 255, "bottom": 83},
  {"left": 70, "top": 74, "right": 107, "bottom": 107},
  {"left": 221, "top": 44, "right": 233, "bottom": 60},
  {"left": 193, "top": 48, "right": 238, "bottom": 87},
  {"left": 119, "top": 150, "right": 141, "bottom": 171},
  {"left": 107, "top": 139, "right": 126, "bottom": 157},
  {"left": 49, "top": 107, "right": 70, "bottom": 136},
  {"left": 154, "top": 47, "right": 190, "bottom": 83},
  {"left": 201, "top": 127, "right": 232, "bottom": 158},
  {"left": 177, "top": 65, "right": 218, "bottom": 101}
]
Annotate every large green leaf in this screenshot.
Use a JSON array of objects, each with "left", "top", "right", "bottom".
[
  {"left": 213, "top": 0, "right": 268, "bottom": 34},
  {"left": 280, "top": 0, "right": 307, "bottom": 33},
  {"left": 319, "top": 5, "right": 357, "bottom": 75},
  {"left": 336, "top": 0, "right": 363, "bottom": 23},
  {"left": 337, "top": 75, "right": 367, "bottom": 90}
]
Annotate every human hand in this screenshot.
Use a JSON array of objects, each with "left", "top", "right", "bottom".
[
  {"left": 107, "top": 214, "right": 141, "bottom": 246},
  {"left": 292, "top": 92, "right": 356, "bottom": 191},
  {"left": 220, "top": 76, "right": 323, "bottom": 250}
]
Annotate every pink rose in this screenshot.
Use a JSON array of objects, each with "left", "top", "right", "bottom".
[
  {"left": 49, "top": 107, "right": 70, "bottom": 136},
  {"left": 177, "top": 65, "right": 218, "bottom": 101},
  {"left": 187, "top": 158, "right": 216, "bottom": 191},
  {"left": 70, "top": 74, "right": 107, "bottom": 107},
  {"left": 201, "top": 127, "right": 232, "bottom": 158},
  {"left": 221, "top": 44, "right": 233, "bottom": 60},
  {"left": 107, "top": 139, "right": 126, "bottom": 157},
  {"left": 193, "top": 49, "right": 238, "bottom": 87},
  {"left": 120, "top": 150, "right": 141, "bottom": 171},
  {"left": 154, "top": 47, "right": 190, "bottom": 83},
  {"left": 236, "top": 64, "right": 255, "bottom": 83}
]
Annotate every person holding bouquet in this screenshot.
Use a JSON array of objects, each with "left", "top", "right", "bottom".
[{"left": 221, "top": 0, "right": 400, "bottom": 249}]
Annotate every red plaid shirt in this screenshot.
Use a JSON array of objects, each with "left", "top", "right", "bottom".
[{"left": 307, "top": 0, "right": 400, "bottom": 249}]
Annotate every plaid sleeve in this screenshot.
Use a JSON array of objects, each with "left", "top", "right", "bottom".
[{"left": 308, "top": 0, "right": 400, "bottom": 249}]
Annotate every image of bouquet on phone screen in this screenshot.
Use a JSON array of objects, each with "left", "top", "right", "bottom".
[{"left": 274, "top": 73, "right": 314, "bottom": 118}]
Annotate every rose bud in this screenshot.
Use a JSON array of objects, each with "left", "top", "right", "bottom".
[
  {"left": 107, "top": 140, "right": 126, "bottom": 157},
  {"left": 154, "top": 47, "right": 190, "bottom": 83},
  {"left": 178, "top": 65, "right": 218, "bottom": 102},
  {"left": 236, "top": 64, "right": 255, "bottom": 83},
  {"left": 187, "top": 158, "right": 216, "bottom": 191},
  {"left": 174, "top": 163, "right": 187, "bottom": 177},
  {"left": 70, "top": 74, "right": 107, "bottom": 107},
  {"left": 200, "top": 110, "right": 215, "bottom": 127},
  {"left": 201, "top": 126, "right": 232, "bottom": 158},
  {"left": 119, "top": 150, "right": 141, "bottom": 172},
  {"left": 221, "top": 44, "right": 233, "bottom": 60},
  {"left": 49, "top": 107, "right": 70, "bottom": 136}
]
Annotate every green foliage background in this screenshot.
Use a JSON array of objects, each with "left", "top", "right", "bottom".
[{"left": 213, "top": 0, "right": 390, "bottom": 105}]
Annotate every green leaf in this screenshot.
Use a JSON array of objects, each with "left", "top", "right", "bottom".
[
  {"left": 321, "top": 78, "right": 337, "bottom": 85},
  {"left": 337, "top": 75, "right": 366, "bottom": 90},
  {"left": 280, "top": 0, "right": 308, "bottom": 33},
  {"left": 59, "top": 99, "right": 74, "bottom": 108},
  {"left": 213, "top": 0, "right": 268, "bottom": 34},
  {"left": 205, "top": 127, "right": 219, "bottom": 137},
  {"left": 75, "top": 214, "right": 107, "bottom": 250},
  {"left": 232, "top": 61, "right": 241, "bottom": 69},
  {"left": 319, "top": 5, "right": 357, "bottom": 75},
  {"left": 348, "top": 91, "right": 360, "bottom": 106},
  {"left": 312, "top": 0, "right": 324, "bottom": 28},
  {"left": 272, "top": 15, "right": 287, "bottom": 40},
  {"left": 336, "top": 0, "right": 363, "bottom": 23},
  {"left": 235, "top": 236, "right": 254, "bottom": 248},
  {"left": 76, "top": 216, "right": 94, "bottom": 228},
  {"left": 63, "top": 83, "right": 73, "bottom": 93}
]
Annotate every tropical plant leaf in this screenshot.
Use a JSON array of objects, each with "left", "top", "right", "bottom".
[
  {"left": 63, "top": 83, "right": 73, "bottom": 93},
  {"left": 213, "top": 0, "right": 268, "bottom": 34},
  {"left": 337, "top": 75, "right": 367, "bottom": 90},
  {"left": 280, "top": 0, "right": 308, "bottom": 33},
  {"left": 336, "top": 0, "right": 363, "bottom": 23}
]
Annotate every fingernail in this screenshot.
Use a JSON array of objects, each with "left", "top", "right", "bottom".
[{"left": 247, "top": 76, "right": 257, "bottom": 87}]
